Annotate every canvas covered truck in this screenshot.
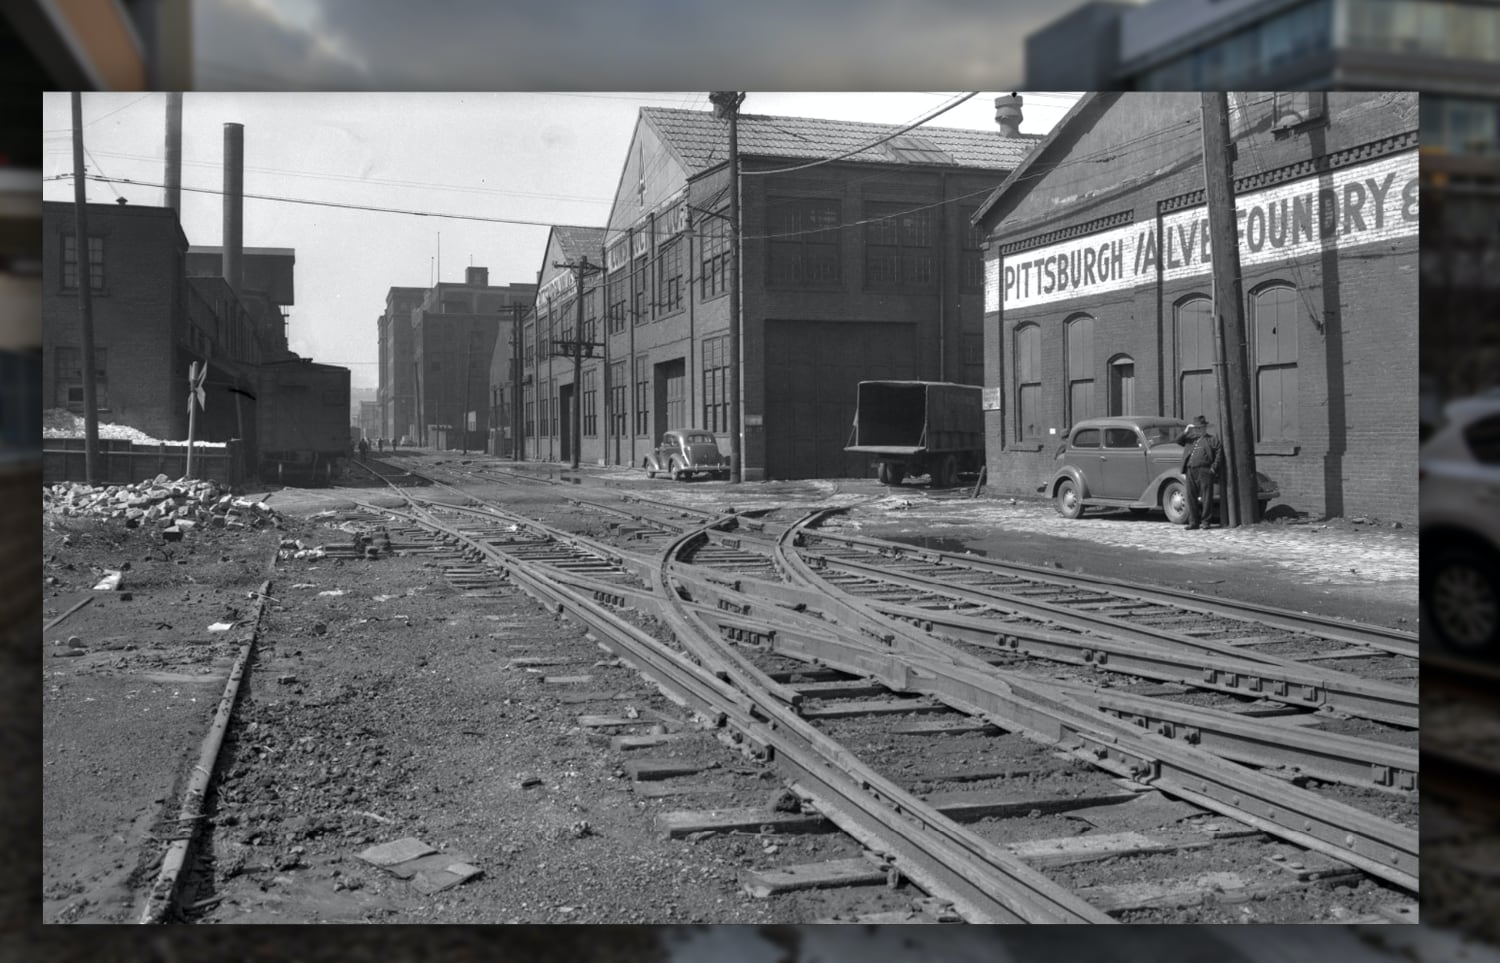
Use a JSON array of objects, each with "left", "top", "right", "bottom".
[{"left": 844, "top": 380, "right": 984, "bottom": 488}]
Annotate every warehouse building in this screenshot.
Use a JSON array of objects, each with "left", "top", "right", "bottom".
[
  {"left": 514, "top": 103, "right": 1037, "bottom": 479},
  {"left": 973, "top": 91, "right": 1419, "bottom": 522}
]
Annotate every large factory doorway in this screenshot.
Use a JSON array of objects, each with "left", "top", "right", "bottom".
[
  {"left": 763, "top": 320, "right": 917, "bottom": 479},
  {"left": 558, "top": 382, "right": 575, "bottom": 464},
  {"left": 653, "top": 358, "right": 686, "bottom": 441}
]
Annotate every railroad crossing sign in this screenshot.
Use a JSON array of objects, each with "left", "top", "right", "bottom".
[{"left": 188, "top": 360, "right": 207, "bottom": 412}]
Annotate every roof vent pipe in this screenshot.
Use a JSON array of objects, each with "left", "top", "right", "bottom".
[
  {"left": 995, "top": 93, "right": 1024, "bottom": 138},
  {"left": 222, "top": 122, "right": 244, "bottom": 296}
]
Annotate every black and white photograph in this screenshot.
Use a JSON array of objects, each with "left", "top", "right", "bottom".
[{"left": 14, "top": 0, "right": 1500, "bottom": 960}]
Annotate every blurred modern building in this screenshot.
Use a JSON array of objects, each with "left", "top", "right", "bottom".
[{"left": 1024, "top": 0, "right": 1500, "bottom": 398}]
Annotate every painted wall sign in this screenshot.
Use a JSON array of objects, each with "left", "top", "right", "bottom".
[{"left": 990, "top": 149, "right": 1418, "bottom": 312}]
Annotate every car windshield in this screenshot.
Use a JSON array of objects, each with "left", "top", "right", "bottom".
[
  {"left": 1141, "top": 425, "right": 1183, "bottom": 447},
  {"left": 682, "top": 433, "right": 716, "bottom": 445}
]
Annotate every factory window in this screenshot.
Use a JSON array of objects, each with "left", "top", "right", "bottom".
[
  {"left": 54, "top": 346, "right": 108, "bottom": 411},
  {"left": 583, "top": 283, "right": 601, "bottom": 345},
  {"left": 583, "top": 368, "right": 598, "bottom": 436},
  {"left": 656, "top": 238, "right": 683, "bottom": 314},
  {"left": 609, "top": 361, "right": 628, "bottom": 441},
  {"left": 1065, "top": 314, "right": 1096, "bottom": 425},
  {"left": 551, "top": 396, "right": 558, "bottom": 441},
  {"left": 525, "top": 387, "right": 535, "bottom": 440},
  {"left": 961, "top": 208, "right": 984, "bottom": 293},
  {"left": 1175, "top": 296, "right": 1218, "bottom": 422},
  {"left": 632, "top": 254, "right": 650, "bottom": 325},
  {"left": 768, "top": 197, "right": 841, "bottom": 287},
  {"left": 607, "top": 270, "right": 628, "bottom": 334},
  {"left": 1250, "top": 283, "right": 1300, "bottom": 444},
  {"left": 702, "top": 335, "right": 730, "bottom": 433},
  {"left": 1014, "top": 323, "right": 1040, "bottom": 442},
  {"left": 1109, "top": 355, "right": 1136, "bottom": 417},
  {"left": 60, "top": 235, "right": 104, "bottom": 293},
  {"left": 864, "top": 201, "right": 934, "bottom": 290},
  {"left": 962, "top": 333, "right": 984, "bottom": 388},
  {"left": 634, "top": 355, "right": 650, "bottom": 436},
  {"left": 540, "top": 382, "right": 550, "bottom": 436},
  {"left": 699, "top": 213, "right": 731, "bottom": 300}
]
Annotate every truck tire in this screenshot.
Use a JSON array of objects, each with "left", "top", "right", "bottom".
[{"left": 932, "top": 454, "right": 958, "bottom": 489}]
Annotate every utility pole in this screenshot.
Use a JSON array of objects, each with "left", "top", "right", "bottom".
[
  {"left": 710, "top": 91, "right": 745, "bottom": 483},
  {"left": 550, "top": 257, "right": 605, "bottom": 469},
  {"left": 512, "top": 303, "right": 524, "bottom": 461},
  {"left": 71, "top": 92, "right": 100, "bottom": 485},
  {"left": 1200, "top": 93, "right": 1259, "bottom": 526},
  {"left": 461, "top": 329, "right": 473, "bottom": 454}
]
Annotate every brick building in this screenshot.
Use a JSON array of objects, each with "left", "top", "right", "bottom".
[
  {"left": 973, "top": 92, "right": 1419, "bottom": 522},
  {"left": 377, "top": 286, "right": 425, "bottom": 444},
  {"left": 399, "top": 267, "right": 534, "bottom": 450},
  {"left": 514, "top": 105, "right": 1036, "bottom": 479}
]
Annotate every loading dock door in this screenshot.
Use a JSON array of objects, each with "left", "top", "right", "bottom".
[
  {"left": 764, "top": 320, "right": 918, "bottom": 479},
  {"left": 654, "top": 359, "right": 686, "bottom": 441}
]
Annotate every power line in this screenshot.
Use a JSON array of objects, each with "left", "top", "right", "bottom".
[{"left": 742, "top": 92, "right": 980, "bottom": 177}]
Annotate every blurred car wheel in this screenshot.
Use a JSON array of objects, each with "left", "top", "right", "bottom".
[{"left": 1423, "top": 545, "right": 1500, "bottom": 657}]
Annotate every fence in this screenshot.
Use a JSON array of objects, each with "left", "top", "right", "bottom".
[{"left": 43, "top": 438, "right": 246, "bottom": 487}]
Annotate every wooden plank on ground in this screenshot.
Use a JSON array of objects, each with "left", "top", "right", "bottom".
[
  {"left": 891, "top": 718, "right": 1000, "bottom": 736},
  {"left": 541, "top": 674, "right": 594, "bottom": 685},
  {"left": 799, "top": 698, "right": 947, "bottom": 720},
  {"left": 655, "top": 807, "right": 831, "bottom": 838},
  {"left": 632, "top": 782, "right": 739, "bottom": 800},
  {"left": 742, "top": 857, "right": 887, "bottom": 897},
  {"left": 789, "top": 680, "right": 890, "bottom": 699},
  {"left": 578, "top": 714, "right": 647, "bottom": 729},
  {"left": 921, "top": 787, "right": 1140, "bottom": 823},
  {"left": 611, "top": 732, "right": 699, "bottom": 751},
  {"left": 623, "top": 758, "right": 717, "bottom": 781}
]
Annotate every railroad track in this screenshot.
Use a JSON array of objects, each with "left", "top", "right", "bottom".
[{"left": 296, "top": 460, "right": 1420, "bottom": 923}]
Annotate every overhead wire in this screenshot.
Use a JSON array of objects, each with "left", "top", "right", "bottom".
[{"left": 741, "top": 91, "right": 980, "bottom": 177}]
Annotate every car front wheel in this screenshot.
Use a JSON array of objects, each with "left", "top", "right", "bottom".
[
  {"left": 1162, "top": 480, "right": 1190, "bottom": 525},
  {"left": 1055, "top": 479, "right": 1083, "bottom": 519},
  {"left": 670, "top": 458, "right": 684, "bottom": 481},
  {"left": 1424, "top": 545, "right": 1500, "bottom": 657},
  {"left": 644, "top": 459, "right": 656, "bottom": 479}
]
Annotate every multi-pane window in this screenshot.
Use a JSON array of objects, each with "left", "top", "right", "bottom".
[
  {"left": 632, "top": 253, "right": 650, "bottom": 325},
  {"left": 1065, "top": 314, "right": 1095, "bottom": 425},
  {"left": 1176, "top": 296, "right": 1218, "bottom": 421},
  {"left": 609, "top": 361, "right": 628, "bottom": 441},
  {"left": 539, "top": 381, "right": 551, "bottom": 436},
  {"left": 606, "top": 270, "right": 628, "bottom": 335},
  {"left": 865, "top": 201, "right": 934, "bottom": 289},
  {"left": 54, "top": 346, "right": 108, "bottom": 410},
  {"left": 699, "top": 214, "right": 731, "bottom": 300},
  {"left": 61, "top": 235, "right": 104, "bottom": 292},
  {"left": 768, "top": 197, "right": 841, "bottom": 286},
  {"left": 524, "top": 387, "right": 535, "bottom": 440},
  {"left": 550, "top": 396, "right": 558, "bottom": 442},
  {"left": 633, "top": 355, "right": 650, "bottom": 436},
  {"left": 1251, "top": 283, "right": 1300, "bottom": 443},
  {"left": 702, "top": 335, "right": 730, "bottom": 432},
  {"left": 582, "top": 283, "right": 601, "bottom": 345},
  {"left": 583, "top": 367, "right": 598, "bottom": 436},
  {"left": 1014, "top": 324, "right": 1041, "bottom": 442},
  {"left": 961, "top": 207, "right": 985, "bottom": 293},
  {"left": 655, "top": 238, "right": 683, "bottom": 314}
]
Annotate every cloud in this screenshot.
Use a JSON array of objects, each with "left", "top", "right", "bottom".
[{"left": 194, "top": 0, "right": 1073, "bottom": 91}]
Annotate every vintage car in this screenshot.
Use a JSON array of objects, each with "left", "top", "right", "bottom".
[
  {"left": 1042, "top": 416, "right": 1278, "bottom": 524},
  {"left": 1421, "top": 390, "right": 1500, "bottom": 658},
  {"left": 643, "top": 429, "right": 730, "bottom": 481}
]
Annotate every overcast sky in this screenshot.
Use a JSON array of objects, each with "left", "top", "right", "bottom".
[
  {"left": 42, "top": 91, "right": 1080, "bottom": 391},
  {"left": 191, "top": 0, "right": 1099, "bottom": 91}
]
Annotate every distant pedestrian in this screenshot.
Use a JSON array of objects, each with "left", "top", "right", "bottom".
[
  {"left": 357, "top": 436, "right": 370, "bottom": 463},
  {"left": 1177, "top": 415, "right": 1223, "bottom": 529},
  {"left": 377, "top": 437, "right": 385, "bottom": 454}
]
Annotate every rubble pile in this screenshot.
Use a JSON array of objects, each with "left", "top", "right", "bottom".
[{"left": 44, "top": 473, "right": 280, "bottom": 537}]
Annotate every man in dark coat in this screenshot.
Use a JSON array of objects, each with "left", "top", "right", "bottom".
[{"left": 1178, "top": 415, "right": 1223, "bottom": 529}]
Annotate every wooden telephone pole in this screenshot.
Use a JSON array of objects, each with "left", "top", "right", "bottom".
[
  {"left": 71, "top": 92, "right": 100, "bottom": 484},
  {"left": 1200, "top": 93, "right": 1259, "bottom": 526},
  {"left": 550, "top": 257, "right": 604, "bottom": 469},
  {"left": 710, "top": 91, "right": 744, "bottom": 483}
]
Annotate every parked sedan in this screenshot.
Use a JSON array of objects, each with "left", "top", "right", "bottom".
[
  {"left": 1421, "top": 390, "right": 1500, "bottom": 657},
  {"left": 644, "top": 429, "right": 730, "bottom": 481},
  {"left": 1043, "top": 416, "right": 1278, "bottom": 524}
]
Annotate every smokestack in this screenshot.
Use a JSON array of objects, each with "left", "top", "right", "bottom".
[
  {"left": 995, "top": 93, "right": 1024, "bottom": 138},
  {"left": 164, "top": 93, "right": 182, "bottom": 213},
  {"left": 222, "top": 122, "right": 243, "bottom": 296}
]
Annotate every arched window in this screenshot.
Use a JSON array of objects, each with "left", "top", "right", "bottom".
[
  {"left": 1175, "top": 296, "right": 1217, "bottom": 420},
  {"left": 1065, "top": 314, "right": 1095, "bottom": 424},
  {"left": 1014, "top": 323, "right": 1041, "bottom": 442},
  {"left": 1251, "top": 283, "right": 1300, "bottom": 443},
  {"left": 1108, "top": 354, "right": 1135, "bottom": 416}
]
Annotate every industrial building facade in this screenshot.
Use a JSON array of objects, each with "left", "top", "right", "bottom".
[
  {"left": 974, "top": 91, "right": 1419, "bottom": 522},
  {"left": 508, "top": 105, "right": 1036, "bottom": 480}
]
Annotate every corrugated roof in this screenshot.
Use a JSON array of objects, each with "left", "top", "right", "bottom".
[
  {"left": 642, "top": 107, "right": 1039, "bottom": 175},
  {"left": 552, "top": 225, "right": 607, "bottom": 263}
]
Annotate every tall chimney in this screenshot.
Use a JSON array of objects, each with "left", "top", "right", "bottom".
[
  {"left": 164, "top": 93, "right": 182, "bottom": 213},
  {"left": 222, "top": 122, "right": 244, "bottom": 296},
  {"left": 995, "top": 93, "right": 1024, "bottom": 138}
]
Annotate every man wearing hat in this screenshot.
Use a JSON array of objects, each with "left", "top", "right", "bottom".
[{"left": 1178, "top": 415, "right": 1223, "bottom": 529}]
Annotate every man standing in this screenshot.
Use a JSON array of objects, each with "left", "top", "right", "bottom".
[
  {"left": 1178, "top": 415, "right": 1223, "bottom": 530},
  {"left": 357, "top": 436, "right": 370, "bottom": 463}
]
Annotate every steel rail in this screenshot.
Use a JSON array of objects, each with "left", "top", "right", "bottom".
[
  {"left": 375, "top": 498, "right": 1111, "bottom": 922},
  {"left": 870, "top": 597, "right": 1416, "bottom": 727},
  {"left": 773, "top": 511, "right": 1419, "bottom": 892},
  {"left": 800, "top": 547, "right": 1417, "bottom": 724},
  {"left": 799, "top": 526, "right": 1418, "bottom": 655}
]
